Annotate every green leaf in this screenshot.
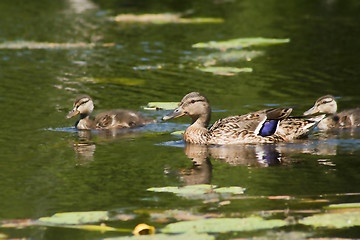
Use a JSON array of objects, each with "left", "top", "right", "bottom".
[
  {"left": 147, "top": 185, "right": 246, "bottom": 198},
  {"left": 0, "top": 41, "right": 114, "bottom": 49},
  {"left": 196, "top": 66, "right": 253, "bottom": 75},
  {"left": 162, "top": 217, "right": 287, "bottom": 234},
  {"left": 196, "top": 50, "right": 264, "bottom": 64},
  {"left": 192, "top": 37, "right": 290, "bottom": 50},
  {"left": 80, "top": 77, "right": 145, "bottom": 86},
  {"left": 113, "top": 13, "right": 223, "bottom": 24},
  {"left": 144, "top": 102, "right": 179, "bottom": 110},
  {"left": 213, "top": 186, "right": 246, "bottom": 194},
  {"left": 325, "top": 203, "right": 360, "bottom": 209},
  {"left": 171, "top": 130, "right": 185, "bottom": 135},
  {"left": 105, "top": 233, "right": 215, "bottom": 240},
  {"left": 147, "top": 185, "right": 215, "bottom": 196},
  {"left": 38, "top": 211, "right": 109, "bottom": 225},
  {"left": 300, "top": 211, "right": 360, "bottom": 228},
  {"left": 53, "top": 223, "right": 129, "bottom": 232}
]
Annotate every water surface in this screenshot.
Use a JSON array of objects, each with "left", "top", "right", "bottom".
[{"left": 1, "top": 0, "right": 360, "bottom": 239}]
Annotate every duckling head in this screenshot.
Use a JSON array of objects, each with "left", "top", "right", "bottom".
[
  {"left": 66, "top": 95, "right": 94, "bottom": 119},
  {"left": 304, "top": 95, "right": 337, "bottom": 115}
]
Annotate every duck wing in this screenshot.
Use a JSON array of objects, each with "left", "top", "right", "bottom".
[
  {"left": 276, "top": 114, "right": 326, "bottom": 140},
  {"left": 207, "top": 108, "right": 292, "bottom": 144}
]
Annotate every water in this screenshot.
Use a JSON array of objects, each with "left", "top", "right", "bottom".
[{"left": 1, "top": 0, "right": 360, "bottom": 239}]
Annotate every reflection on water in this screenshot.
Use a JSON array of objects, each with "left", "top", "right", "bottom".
[{"left": 177, "top": 128, "right": 360, "bottom": 186}]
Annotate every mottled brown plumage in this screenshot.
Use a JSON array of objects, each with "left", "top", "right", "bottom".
[
  {"left": 163, "top": 92, "right": 324, "bottom": 144},
  {"left": 66, "top": 95, "right": 154, "bottom": 130}
]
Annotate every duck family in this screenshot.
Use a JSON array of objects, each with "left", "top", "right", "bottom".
[{"left": 66, "top": 93, "right": 359, "bottom": 144}]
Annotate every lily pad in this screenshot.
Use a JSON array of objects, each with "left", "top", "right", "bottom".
[
  {"left": 195, "top": 49, "right": 264, "bottom": 65},
  {"left": 192, "top": 37, "right": 290, "bottom": 50},
  {"left": 213, "top": 186, "right": 245, "bottom": 194},
  {"left": 300, "top": 211, "right": 360, "bottom": 228},
  {"left": 105, "top": 233, "right": 215, "bottom": 240},
  {"left": 171, "top": 130, "right": 185, "bottom": 135},
  {"left": 0, "top": 41, "right": 114, "bottom": 49},
  {"left": 144, "top": 102, "right": 179, "bottom": 110},
  {"left": 81, "top": 77, "right": 145, "bottom": 86},
  {"left": 325, "top": 203, "right": 360, "bottom": 209},
  {"left": 52, "top": 223, "right": 124, "bottom": 232},
  {"left": 147, "top": 185, "right": 215, "bottom": 196},
  {"left": 196, "top": 66, "right": 253, "bottom": 75},
  {"left": 113, "top": 13, "right": 223, "bottom": 24},
  {"left": 162, "top": 217, "right": 287, "bottom": 233},
  {"left": 38, "top": 211, "right": 109, "bottom": 225},
  {"left": 147, "top": 185, "right": 246, "bottom": 197}
]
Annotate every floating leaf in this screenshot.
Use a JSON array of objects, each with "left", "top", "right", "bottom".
[
  {"left": 0, "top": 41, "right": 114, "bottom": 49},
  {"left": 147, "top": 185, "right": 246, "bottom": 198},
  {"left": 105, "top": 233, "right": 215, "bottom": 240},
  {"left": 213, "top": 186, "right": 245, "bottom": 194},
  {"left": 325, "top": 203, "right": 360, "bottom": 209},
  {"left": 38, "top": 211, "right": 109, "bottom": 225},
  {"left": 59, "top": 223, "right": 125, "bottom": 232},
  {"left": 196, "top": 50, "right": 264, "bottom": 65},
  {"left": 133, "top": 223, "right": 155, "bottom": 235},
  {"left": 133, "top": 65, "right": 164, "bottom": 70},
  {"left": 171, "top": 130, "right": 185, "bottom": 135},
  {"left": 81, "top": 77, "right": 145, "bottom": 86},
  {"left": 147, "top": 185, "right": 215, "bottom": 196},
  {"left": 162, "top": 217, "right": 287, "bottom": 234},
  {"left": 300, "top": 211, "right": 360, "bottom": 228},
  {"left": 113, "top": 13, "right": 223, "bottom": 24},
  {"left": 192, "top": 37, "right": 290, "bottom": 50},
  {"left": 144, "top": 102, "right": 179, "bottom": 110},
  {"left": 197, "top": 66, "right": 253, "bottom": 75}
]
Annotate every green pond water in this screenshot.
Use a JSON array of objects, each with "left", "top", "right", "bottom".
[{"left": 1, "top": 0, "right": 360, "bottom": 239}]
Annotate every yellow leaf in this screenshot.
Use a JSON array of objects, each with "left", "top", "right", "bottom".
[{"left": 133, "top": 223, "right": 156, "bottom": 235}]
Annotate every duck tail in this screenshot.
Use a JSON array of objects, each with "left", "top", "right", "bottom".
[{"left": 276, "top": 114, "right": 326, "bottom": 140}]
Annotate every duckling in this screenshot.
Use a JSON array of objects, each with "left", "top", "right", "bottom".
[
  {"left": 162, "top": 92, "right": 324, "bottom": 144},
  {"left": 304, "top": 95, "right": 360, "bottom": 129},
  {"left": 66, "top": 95, "right": 153, "bottom": 130}
]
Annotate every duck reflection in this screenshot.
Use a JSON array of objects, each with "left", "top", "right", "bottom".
[
  {"left": 180, "top": 144, "right": 212, "bottom": 185},
  {"left": 72, "top": 130, "right": 96, "bottom": 165},
  {"left": 179, "top": 143, "right": 286, "bottom": 186},
  {"left": 71, "top": 128, "right": 145, "bottom": 165}
]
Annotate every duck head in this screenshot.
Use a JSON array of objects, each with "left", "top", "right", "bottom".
[
  {"left": 66, "top": 95, "right": 94, "bottom": 119},
  {"left": 162, "top": 92, "right": 211, "bottom": 127},
  {"left": 304, "top": 95, "right": 337, "bottom": 115}
]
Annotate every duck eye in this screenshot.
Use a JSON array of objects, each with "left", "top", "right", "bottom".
[{"left": 191, "top": 100, "right": 196, "bottom": 103}]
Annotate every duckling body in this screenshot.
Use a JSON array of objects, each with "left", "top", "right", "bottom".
[
  {"left": 304, "top": 95, "right": 360, "bottom": 130},
  {"left": 66, "top": 95, "right": 153, "bottom": 130},
  {"left": 163, "top": 92, "right": 324, "bottom": 144}
]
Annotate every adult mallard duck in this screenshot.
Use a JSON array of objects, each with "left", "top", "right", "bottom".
[
  {"left": 304, "top": 95, "right": 360, "bottom": 129},
  {"left": 162, "top": 92, "right": 324, "bottom": 144},
  {"left": 66, "top": 95, "right": 154, "bottom": 130}
]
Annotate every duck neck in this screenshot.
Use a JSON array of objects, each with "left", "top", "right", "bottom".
[
  {"left": 184, "top": 112, "right": 211, "bottom": 144},
  {"left": 76, "top": 114, "right": 94, "bottom": 130}
]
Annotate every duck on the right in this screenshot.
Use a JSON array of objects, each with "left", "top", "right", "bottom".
[{"left": 303, "top": 95, "right": 360, "bottom": 130}]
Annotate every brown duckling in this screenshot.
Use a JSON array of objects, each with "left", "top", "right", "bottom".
[
  {"left": 304, "top": 95, "right": 360, "bottom": 130},
  {"left": 66, "top": 95, "right": 154, "bottom": 130}
]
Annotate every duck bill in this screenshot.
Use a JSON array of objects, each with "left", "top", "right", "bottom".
[
  {"left": 303, "top": 106, "right": 319, "bottom": 116},
  {"left": 162, "top": 107, "right": 185, "bottom": 120},
  {"left": 66, "top": 109, "right": 80, "bottom": 119}
]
